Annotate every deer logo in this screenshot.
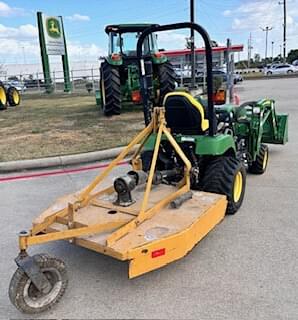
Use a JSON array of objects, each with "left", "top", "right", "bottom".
[{"left": 46, "top": 18, "right": 61, "bottom": 38}]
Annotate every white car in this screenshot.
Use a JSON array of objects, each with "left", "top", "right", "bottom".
[
  {"left": 266, "top": 64, "right": 297, "bottom": 75},
  {"left": 7, "top": 81, "right": 26, "bottom": 92}
]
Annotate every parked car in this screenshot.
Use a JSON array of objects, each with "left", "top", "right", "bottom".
[
  {"left": 7, "top": 81, "right": 26, "bottom": 92},
  {"left": 233, "top": 73, "right": 243, "bottom": 84},
  {"left": 265, "top": 64, "right": 297, "bottom": 75},
  {"left": 212, "top": 70, "right": 227, "bottom": 82}
]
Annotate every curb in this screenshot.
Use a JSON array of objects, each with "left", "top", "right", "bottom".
[
  {"left": 0, "top": 145, "right": 138, "bottom": 173},
  {"left": 244, "top": 73, "right": 298, "bottom": 81}
]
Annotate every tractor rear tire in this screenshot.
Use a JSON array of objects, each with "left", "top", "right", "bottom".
[
  {"left": 7, "top": 86, "right": 21, "bottom": 106},
  {"left": 0, "top": 84, "right": 7, "bottom": 110},
  {"left": 157, "top": 61, "right": 176, "bottom": 105},
  {"left": 249, "top": 144, "right": 269, "bottom": 174},
  {"left": 199, "top": 156, "right": 246, "bottom": 215},
  {"left": 100, "top": 61, "right": 121, "bottom": 116},
  {"left": 9, "top": 254, "right": 68, "bottom": 314}
]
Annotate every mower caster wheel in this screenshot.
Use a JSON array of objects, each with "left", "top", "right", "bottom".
[
  {"left": 249, "top": 144, "right": 269, "bottom": 174},
  {"left": 9, "top": 254, "right": 68, "bottom": 314},
  {"left": 199, "top": 156, "right": 246, "bottom": 215}
]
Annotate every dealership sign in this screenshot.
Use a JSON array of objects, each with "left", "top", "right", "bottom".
[{"left": 42, "top": 14, "right": 65, "bottom": 55}]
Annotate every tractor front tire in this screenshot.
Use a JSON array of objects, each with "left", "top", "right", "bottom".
[
  {"left": 157, "top": 61, "right": 176, "bottom": 104},
  {"left": 7, "top": 86, "right": 21, "bottom": 106},
  {"left": 249, "top": 144, "right": 269, "bottom": 174},
  {"left": 9, "top": 254, "right": 68, "bottom": 314},
  {"left": 199, "top": 156, "right": 246, "bottom": 215},
  {"left": 100, "top": 62, "right": 121, "bottom": 116},
  {"left": 0, "top": 84, "right": 7, "bottom": 110}
]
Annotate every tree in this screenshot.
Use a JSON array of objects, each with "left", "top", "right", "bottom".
[
  {"left": 185, "top": 37, "right": 196, "bottom": 49},
  {"left": 254, "top": 53, "right": 261, "bottom": 63},
  {"left": 287, "top": 49, "right": 298, "bottom": 64}
]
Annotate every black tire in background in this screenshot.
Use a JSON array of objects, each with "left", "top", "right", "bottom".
[
  {"left": 157, "top": 61, "right": 176, "bottom": 105},
  {"left": 100, "top": 61, "right": 121, "bottom": 116},
  {"left": 199, "top": 156, "right": 246, "bottom": 215},
  {"left": 249, "top": 144, "right": 269, "bottom": 174},
  {"left": 7, "top": 86, "right": 21, "bottom": 106},
  {"left": 0, "top": 84, "right": 7, "bottom": 109},
  {"left": 9, "top": 254, "right": 68, "bottom": 314}
]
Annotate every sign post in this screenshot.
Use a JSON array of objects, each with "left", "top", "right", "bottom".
[{"left": 37, "top": 12, "right": 71, "bottom": 93}]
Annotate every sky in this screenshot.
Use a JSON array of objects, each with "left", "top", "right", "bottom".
[{"left": 0, "top": 0, "right": 298, "bottom": 66}]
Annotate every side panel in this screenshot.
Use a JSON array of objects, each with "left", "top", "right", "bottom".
[
  {"left": 128, "top": 197, "right": 226, "bottom": 278},
  {"left": 193, "top": 134, "right": 236, "bottom": 155},
  {"left": 144, "top": 134, "right": 236, "bottom": 156}
]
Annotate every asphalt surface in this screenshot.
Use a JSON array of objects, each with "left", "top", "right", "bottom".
[{"left": 1, "top": 78, "right": 297, "bottom": 320}]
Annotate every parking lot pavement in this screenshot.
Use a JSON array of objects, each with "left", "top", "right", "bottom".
[{"left": 1, "top": 78, "right": 298, "bottom": 319}]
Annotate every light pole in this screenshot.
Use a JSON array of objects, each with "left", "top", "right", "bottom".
[
  {"left": 271, "top": 41, "right": 274, "bottom": 62},
  {"left": 190, "top": 0, "right": 196, "bottom": 88},
  {"left": 279, "top": 0, "right": 287, "bottom": 61},
  {"left": 260, "top": 26, "right": 273, "bottom": 63}
]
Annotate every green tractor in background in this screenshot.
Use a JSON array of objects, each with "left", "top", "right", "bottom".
[
  {"left": 0, "top": 81, "right": 21, "bottom": 110},
  {"left": 100, "top": 24, "right": 176, "bottom": 116}
]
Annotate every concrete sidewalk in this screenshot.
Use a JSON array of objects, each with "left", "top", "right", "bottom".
[{"left": 0, "top": 145, "right": 138, "bottom": 173}]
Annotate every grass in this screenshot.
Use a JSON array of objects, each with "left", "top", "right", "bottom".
[{"left": 0, "top": 93, "right": 144, "bottom": 162}]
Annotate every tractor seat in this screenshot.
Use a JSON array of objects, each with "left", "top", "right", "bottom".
[{"left": 163, "top": 92, "right": 209, "bottom": 135}]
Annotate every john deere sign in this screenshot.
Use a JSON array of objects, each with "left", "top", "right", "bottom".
[
  {"left": 37, "top": 12, "right": 71, "bottom": 92},
  {"left": 42, "top": 15, "right": 65, "bottom": 55},
  {"left": 46, "top": 17, "right": 61, "bottom": 38}
]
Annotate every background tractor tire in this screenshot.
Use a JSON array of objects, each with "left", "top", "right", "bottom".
[
  {"left": 157, "top": 61, "right": 176, "bottom": 105},
  {"left": 0, "top": 84, "right": 7, "bottom": 110},
  {"left": 7, "top": 86, "right": 21, "bottom": 106},
  {"left": 100, "top": 61, "right": 121, "bottom": 116},
  {"left": 9, "top": 254, "right": 68, "bottom": 314},
  {"left": 249, "top": 144, "right": 269, "bottom": 174},
  {"left": 199, "top": 156, "right": 246, "bottom": 215}
]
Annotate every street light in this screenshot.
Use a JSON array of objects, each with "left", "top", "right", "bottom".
[{"left": 260, "top": 26, "right": 273, "bottom": 62}]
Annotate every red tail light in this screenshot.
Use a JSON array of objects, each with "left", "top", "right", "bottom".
[
  {"left": 154, "top": 52, "right": 164, "bottom": 59},
  {"left": 131, "top": 90, "right": 141, "bottom": 103},
  {"left": 111, "top": 53, "right": 121, "bottom": 61},
  {"left": 213, "top": 89, "right": 226, "bottom": 105}
]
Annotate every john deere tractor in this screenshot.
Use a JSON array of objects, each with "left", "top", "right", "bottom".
[
  {"left": 0, "top": 81, "right": 21, "bottom": 110},
  {"left": 136, "top": 22, "right": 288, "bottom": 214},
  {"left": 100, "top": 24, "right": 176, "bottom": 116}
]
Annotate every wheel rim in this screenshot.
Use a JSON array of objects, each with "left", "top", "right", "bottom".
[
  {"left": 101, "top": 79, "right": 106, "bottom": 106},
  {"left": 0, "top": 87, "right": 6, "bottom": 105},
  {"left": 262, "top": 149, "right": 268, "bottom": 170},
  {"left": 12, "top": 90, "right": 20, "bottom": 104},
  {"left": 233, "top": 171, "right": 243, "bottom": 203},
  {"left": 23, "top": 268, "right": 63, "bottom": 309}
]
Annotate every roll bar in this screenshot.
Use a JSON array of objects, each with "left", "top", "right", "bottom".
[{"left": 137, "top": 22, "right": 216, "bottom": 136}]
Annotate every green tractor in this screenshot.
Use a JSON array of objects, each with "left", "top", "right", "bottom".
[
  {"left": 0, "top": 81, "right": 21, "bottom": 110},
  {"left": 136, "top": 22, "right": 288, "bottom": 214},
  {"left": 100, "top": 24, "right": 176, "bottom": 116}
]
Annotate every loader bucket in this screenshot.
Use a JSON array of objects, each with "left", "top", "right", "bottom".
[{"left": 262, "top": 113, "right": 288, "bottom": 145}]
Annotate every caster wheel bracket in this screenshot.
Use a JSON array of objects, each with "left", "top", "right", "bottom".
[{"left": 15, "top": 254, "right": 52, "bottom": 294}]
